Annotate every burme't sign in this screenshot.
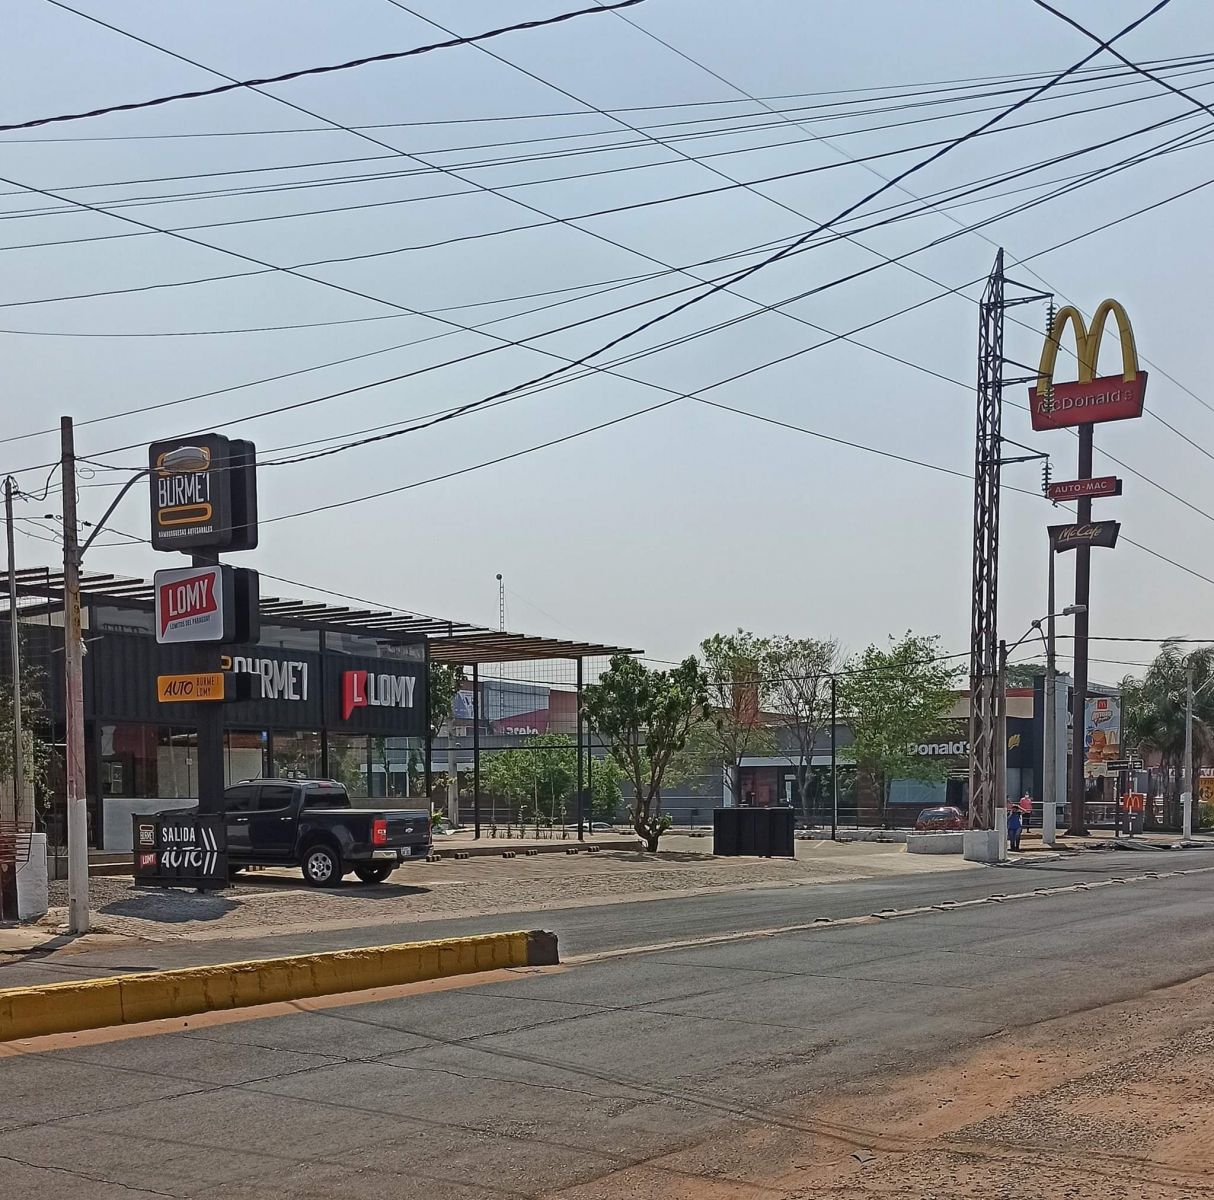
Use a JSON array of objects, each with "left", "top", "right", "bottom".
[{"left": 148, "top": 433, "right": 258, "bottom": 553}]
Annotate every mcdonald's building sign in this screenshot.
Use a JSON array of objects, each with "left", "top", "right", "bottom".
[{"left": 1029, "top": 300, "right": 1147, "bottom": 431}]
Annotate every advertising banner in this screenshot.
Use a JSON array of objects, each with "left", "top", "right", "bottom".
[
  {"left": 149, "top": 433, "right": 258, "bottom": 553},
  {"left": 1084, "top": 696, "right": 1121, "bottom": 779}
]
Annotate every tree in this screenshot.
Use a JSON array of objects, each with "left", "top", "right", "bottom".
[
  {"left": 1121, "top": 640, "right": 1214, "bottom": 827},
  {"left": 582, "top": 654, "right": 709, "bottom": 851},
  {"left": 589, "top": 754, "right": 622, "bottom": 823},
  {"left": 428, "top": 663, "right": 463, "bottom": 738},
  {"left": 481, "top": 734, "right": 577, "bottom": 828},
  {"left": 767, "top": 636, "right": 841, "bottom": 825},
  {"left": 684, "top": 631, "right": 776, "bottom": 806},
  {"left": 840, "top": 632, "right": 960, "bottom": 826},
  {"left": 1005, "top": 661, "right": 1051, "bottom": 687},
  {"left": 0, "top": 641, "right": 51, "bottom": 822}
]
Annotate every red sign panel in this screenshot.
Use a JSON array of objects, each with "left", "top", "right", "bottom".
[
  {"left": 1046, "top": 475, "right": 1122, "bottom": 502},
  {"left": 1029, "top": 372, "right": 1147, "bottom": 431}
]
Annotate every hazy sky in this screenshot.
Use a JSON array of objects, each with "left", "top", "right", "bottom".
[{"left": 2, "top": 0, "right": 1212, "bottom": 677}]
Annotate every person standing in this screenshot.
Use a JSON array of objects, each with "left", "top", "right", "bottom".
[
  {"left": 1007, "top": 803, "right": 1023, "bottom": 852},
  {"left": 1018, "top": 791, "right": 1033, "bottom": 833}
]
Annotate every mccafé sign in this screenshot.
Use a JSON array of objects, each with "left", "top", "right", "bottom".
[
  {"left": 1049, "top": 520, "right": 1121, "bottom": 553},
  {"left": 1029, "top": 300, "right": 1147, "bottom": 431}
]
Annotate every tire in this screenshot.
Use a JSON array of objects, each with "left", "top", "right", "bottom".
[
  {"left": 354, "top": 863, "right": 393, "bottom": 885},
  {"left": 301, "top": 842, "right": 342, "bottom": 887}
]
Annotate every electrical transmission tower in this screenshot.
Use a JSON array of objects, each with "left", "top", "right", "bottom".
[{"left": 968, "top": 250, "right": 1050, "bottom": 830}]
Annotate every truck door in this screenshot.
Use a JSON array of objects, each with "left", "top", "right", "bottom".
[
  {"left": 223, "top": 784, "right": 257, "bottom": 856},
  {"left": 250, "top": 783, "right": 297, "bottom": 860}
]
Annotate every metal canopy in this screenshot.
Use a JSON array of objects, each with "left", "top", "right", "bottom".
[{"left": 5, "top": 568, "right": 637, "bottom": 664}]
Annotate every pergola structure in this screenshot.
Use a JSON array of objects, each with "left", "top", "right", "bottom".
[{"left": 4, "top": 567, "right": 639, "bottom": 839}]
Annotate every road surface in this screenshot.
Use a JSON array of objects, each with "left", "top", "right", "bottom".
[{"left": 1, "top": 850, "right": 1211, "bottom": 1198}]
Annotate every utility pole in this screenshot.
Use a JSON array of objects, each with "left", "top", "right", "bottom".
[
  {"left": 829, "top": 673, "right": 838, "bottom": 841},
  {"left": 4, "top": 477, "right": 24, "bottom": 825},
  {"left": 1183, "top": 665, "right": 1194, "bottom": 842},
  {"left": 1042, "top": 542, "right": 1058, "bottom": 847},
  {"left": 61, "top": 417, "right": 89, "bottom": 934}
]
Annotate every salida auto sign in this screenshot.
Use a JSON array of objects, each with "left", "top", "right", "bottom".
[
  {"left": 132, "top": 814, "right": 227, "bottom": 889},
  {"left": 154, "top": 564, "right": 235, "bottom": 644}
]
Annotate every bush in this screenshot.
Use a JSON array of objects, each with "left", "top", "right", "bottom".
[{"left": 1197, "top": 802, "right": 1214, "bottom": 831}]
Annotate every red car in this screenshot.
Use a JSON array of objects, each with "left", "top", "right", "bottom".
[{"left": 914, "top": 805, "right": 965, "bottom": 831}]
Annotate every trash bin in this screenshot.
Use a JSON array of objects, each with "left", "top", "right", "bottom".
[{"left": 714, "top": 807, "right": 795, "bottom": 857}]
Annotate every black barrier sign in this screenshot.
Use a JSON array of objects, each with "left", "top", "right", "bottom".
[
  {"left": 132, "top": 814, "right": 227, "bottom": 889},
  {"left": 1049, "top": 520, "right": 1121, "bottom": 553}
]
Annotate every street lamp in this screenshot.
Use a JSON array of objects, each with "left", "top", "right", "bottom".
[
  {"left": 1182, "top": 668, "right": 1214, "bottom": 843},
  {"left": 61, "top": 420, "right": 208, "bottom": 934}
]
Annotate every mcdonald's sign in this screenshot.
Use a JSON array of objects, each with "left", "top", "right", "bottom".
[{"left": 1028, "top": 300, "right": 1147, "bottom": 431}]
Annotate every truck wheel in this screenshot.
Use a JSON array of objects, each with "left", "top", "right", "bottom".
[
  {"left": 354, "top": 864, "right": 393, "bottom": 885},
  {"left": 302, "top": 843, "right": 342, "bottom": 887}
]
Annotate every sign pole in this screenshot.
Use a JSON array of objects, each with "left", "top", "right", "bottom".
[
  {"left": 191, "top": 552, "right": 226, "bottom": 818},
  {"left": 1068, "top": 423, "right": 1094, "bottom": 836},
  {"left": 1043, "top": 538, "right": 1058, "bottom": 847}
]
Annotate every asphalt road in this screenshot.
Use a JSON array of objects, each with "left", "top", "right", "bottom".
[{"left": 1, "top": 850, "right": 1211, "bottom": 1198}]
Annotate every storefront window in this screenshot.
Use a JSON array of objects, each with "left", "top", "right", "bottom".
[
  {"left": 225, "top": 730, "right": 267, "bottom": 786},
  {"left": 373, "top": 736, "right": 426, "bottom": 799},
  {"left": 156, "top": 729, "right": 198, "bottom": 799},
  {"left": 272, "top": 729, "right": 322, "bottom": 780},
  {"left": 327, "top": 733, "right": 369, "bottom": 797}
]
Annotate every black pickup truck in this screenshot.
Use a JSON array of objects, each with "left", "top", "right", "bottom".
[{"left": 219, "top": 779, "right": 431, "bottom": 886}]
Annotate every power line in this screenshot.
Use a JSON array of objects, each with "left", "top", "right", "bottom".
[{"left": 8, "top": 0, "right": 652, "bottom": 133}]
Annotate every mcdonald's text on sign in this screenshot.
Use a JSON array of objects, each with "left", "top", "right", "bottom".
[
  {"left": 1029, "top": 300, "right": 1147, "bottom": 431},
  {"left": 1046, "top": 476, "right": 1122, "bottom": 502},
  {"left": 157, "top": 673, "right": 226, "bottom": 703}
]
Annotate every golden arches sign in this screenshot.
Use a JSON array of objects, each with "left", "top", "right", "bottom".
[{"left": 1029, "top": 298, "right": 1147, "bottom": 431}]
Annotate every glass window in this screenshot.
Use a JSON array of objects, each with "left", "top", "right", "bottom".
[
  {"left": 272, "top": 730, "right": 321, "bottom": 780},
  {"left": 257, "top": 624, "right": 320, "bottom": 652},
  {"left": 327, "top": 733, "right": 369, "bottom": 798},
  {"left": 225, "top": 730, "right": 266, "bottom": 786},
  {"left": 100, "top": 723, "right": 161, "bottom": 798},
  {"left": 156, "top": 729, "right": 199, "bottom": 799},
  {"left": 257, "top": 783, "right": 295, "bottom": 811},
  {"left": 224, "top": 785, "right": 257, "bottom": 812}
]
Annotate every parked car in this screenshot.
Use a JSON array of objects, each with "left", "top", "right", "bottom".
[
  {"left": 211, "top": 779, "right": 432, "bottom": 886},
  {"left": 914, "top": 805, "right": 966, "bottom": 831}
]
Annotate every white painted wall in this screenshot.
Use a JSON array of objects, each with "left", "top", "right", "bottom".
[
  {"left": 16, "top": 832, "right": 47, "bottom": 921},
  {"left": 103, "top": 797, "right": 195, "bottom": 851}
]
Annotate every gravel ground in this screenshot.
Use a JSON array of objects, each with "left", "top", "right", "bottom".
[{"left": 45, "top": 845, "right": 938, "bottom": 941}]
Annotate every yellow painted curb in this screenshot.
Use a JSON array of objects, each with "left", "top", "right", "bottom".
[{"left": 0, "top": 929, "right": 558, "bottom": 1042}]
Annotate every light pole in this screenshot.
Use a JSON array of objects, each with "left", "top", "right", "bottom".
[
  {"left": 1002, "top": 603, "right": 1084, "bottom": 854},
  {"left": 60, "top": 419, "right": 208, "bottom": 935},
  {"left": 1181, "top": 667, "right": 1214, "bottom": 843},
  {"left": 4, "top": 477, "right": 24, "bottom": 826}
]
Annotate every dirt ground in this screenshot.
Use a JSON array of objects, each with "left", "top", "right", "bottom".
[{"left": 572, "top": 969, "right": 1214, "bottom": 1200}]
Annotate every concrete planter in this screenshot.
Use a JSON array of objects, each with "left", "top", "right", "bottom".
[
  {"left": 906, "top": 831, "right": 964, "bottom": 855},
  {"left": 15, "top": 832, "right": 48, "bottom": 922},
  {"left": 963, "top": 828, "right": 1007, "bottom": 863}
]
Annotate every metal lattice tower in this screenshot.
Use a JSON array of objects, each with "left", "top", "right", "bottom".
[{"left": 968, "top": 250, "right": 1006, "bottom": 831}]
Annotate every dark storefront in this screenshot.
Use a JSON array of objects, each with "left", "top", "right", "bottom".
[{"left": 60, "top": 602, "right": 429, "bottom": 849}]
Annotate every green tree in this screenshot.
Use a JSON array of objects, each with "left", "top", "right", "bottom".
[
  {"left": 767, "top": 636, "right": 841, "bottom": 824},
  {"left": 1121, "top": 640, "right": 1214, "bottom": 827},
  {"left": 840, "top": 632, "right": 960, "bottom": 826},
  {"left": 428, "top": 663, "right": 463, "bottom": 737},
  {"left": 589, "top": 754, "right": 622, "bottom": 823},
  {"left": 582, "top": 654, "right": 708, "bottom": 851},
  {"left": 481, "top": 734, "right": 578, "bottom": 828},
  {"left": 0, "top": 639, "right": 51, "bottom": 823},
  {"left": 673, "top": 631, "right": 776, "bottom": 805}
]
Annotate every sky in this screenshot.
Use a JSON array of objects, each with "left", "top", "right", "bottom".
[{"left": 1, "top": 0, "right": 1213, "bottom": 679}]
